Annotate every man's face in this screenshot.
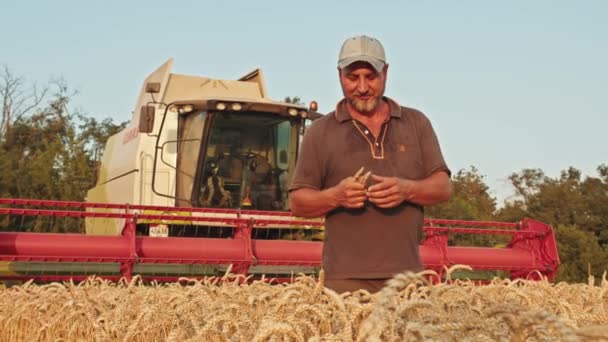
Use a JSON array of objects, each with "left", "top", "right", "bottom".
[{"left": 339, "top": 61, "right": 388, "bottom": 114}]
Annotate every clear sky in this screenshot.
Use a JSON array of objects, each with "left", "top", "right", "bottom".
[{"left": 2, "top": 0, "right": 606, "bottom": 205}]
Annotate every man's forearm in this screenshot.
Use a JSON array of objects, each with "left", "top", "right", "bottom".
[
  {"left": 289, "top": 188, "right": 339, "bottom": 218},
  {"left": 406, "top": 171, "right": 452, "bottom": 206}
]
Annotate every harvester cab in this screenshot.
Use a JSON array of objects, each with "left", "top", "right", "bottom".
[{"left": 85, "top": 59, "right": 321, "bottom": 237}]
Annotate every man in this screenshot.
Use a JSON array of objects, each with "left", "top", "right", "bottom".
[{"left": 289, "top": 35, "right": 452, "bottom": 293}]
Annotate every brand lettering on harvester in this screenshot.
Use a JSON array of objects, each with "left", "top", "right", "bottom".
[
  {"left": 399, "top": 144, "right": 407, "bottom": 152},
  {"left": 122, "top": 127, "right": 139, "bottom": 145}
]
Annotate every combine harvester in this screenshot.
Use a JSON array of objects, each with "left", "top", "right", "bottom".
[{"left": 0, "top": 60, "right": 560, "bottom": 282}]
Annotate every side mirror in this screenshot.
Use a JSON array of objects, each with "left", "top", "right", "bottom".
[
  {"left": 139, "top": 105, "right": 155, "bottom": 133},
  {"left": 145, "top": 82, "right": 161, "bottom": 94}
]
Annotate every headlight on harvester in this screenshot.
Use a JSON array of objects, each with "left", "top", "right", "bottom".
[
  {"left": 288, "top": 108, "right": 298, "bottom": 116},
  {"left": 231, "top": 103, "right": 242, "bottom": 111},
  {"left": 169, "top": 104, "right": 194, "bottom": 114},
  {"left": 181, "top": 104, "right": 194, "bottom": 113},
  {"left": 216, "top": 102, "right": 227, "bottom": 110}
]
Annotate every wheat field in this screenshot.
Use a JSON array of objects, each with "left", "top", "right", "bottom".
[{"left": 1, "top": 266, "right": 607, "bottom": 341}]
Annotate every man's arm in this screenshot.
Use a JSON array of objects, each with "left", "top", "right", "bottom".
[
  {"left": 289, "top": 177, "right": 367, "bottom": 218},
  {"left": 289, "top": 188, "right": 339, "bottom": 218},
  {"left": 367, "top": 171, "right": 451, "bottom": 208}
]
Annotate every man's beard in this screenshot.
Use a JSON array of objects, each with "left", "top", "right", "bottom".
[{"left": 348, "top": 95, "right": 380, "bottom": 114}]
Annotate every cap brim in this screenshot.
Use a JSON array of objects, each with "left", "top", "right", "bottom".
[{"left": 338, "top": 56, "right": 385, "bottom": 72}]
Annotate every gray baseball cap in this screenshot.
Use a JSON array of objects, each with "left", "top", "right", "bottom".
[{"left": 338, "top": 35, "right": 386, "bottom": 72}]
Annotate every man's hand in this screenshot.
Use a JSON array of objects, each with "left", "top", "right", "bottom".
[
  {"left": 289, "top": 168, "right": 371, "bottom": 217},
  {"left": 367, "top": 174, "right": 414, "bottom": 208},
  {"left": 329, "top": 176, "right": 367, "bottom": 209}
]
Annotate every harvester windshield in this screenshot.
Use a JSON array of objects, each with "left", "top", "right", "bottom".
[{"left": 176, "top": 110, "right": 300, "bottom": 211}]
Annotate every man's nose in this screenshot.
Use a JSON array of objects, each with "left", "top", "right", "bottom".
[{"left": 357, "top": 77, "right": 369, "bottom": 93}]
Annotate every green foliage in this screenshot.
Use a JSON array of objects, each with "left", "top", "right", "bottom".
[
  {"left": 494, "top": 167, "right": 608, "bottom": 282},
  {"left": 554, "top": 224, "right": 608, "bottom": 282},
  {"left": 498, "top": 167, "right": 608, "bottom": 247},
  {"left": 426, "top": 164, "right": 608, "bottom": 282},
  {"left": 494, "top": 200, "right": 527, "bottom": 223},
  {"left": 426, "top": 167, "right": 507, "bottom": 247},
  {"left": 0, "top": 78, "right": 125, "bottom": 233},
  {"left": 427, "top": 166, "right": 496, "bottom": 220}
]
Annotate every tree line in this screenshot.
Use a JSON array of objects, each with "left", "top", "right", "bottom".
[
  {"left": 0, "top": 67, "right": 125, "bottom": 232},
  {"left": 1, "top": 68, "right": 606, "bottom": 282}
]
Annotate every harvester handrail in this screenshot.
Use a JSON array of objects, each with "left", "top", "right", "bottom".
[
  {"left": 0, "top": 206, "right": 536, "bottom": 235},
  {"left": 0, "top": 198, "right": 297, "bottom": 217},
  {"left": 424, "top": 226, "right": 542, "bottom": 237},
  {"left": 1, "top": 198, "right": 525, "bottom": 231},
  {"left": 0, "top": 198, "right": 538, "bottom": 233},
  {"left": 0, "top": 207, "right": 324, "bottom": 227},
  {"left": 425, "top": 219, "right": 520, "bottom": 228},
  {"left": 2, "top": 206, "right": 537, "bottom": 235}
]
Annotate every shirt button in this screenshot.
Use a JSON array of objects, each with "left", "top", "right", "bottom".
[{"left": 364, "top": 130, "right": 369, "bottom": 135}]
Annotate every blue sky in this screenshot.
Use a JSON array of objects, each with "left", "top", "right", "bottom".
[{"left": 2, "top": 0, "right": 606, "bottom": 205}]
